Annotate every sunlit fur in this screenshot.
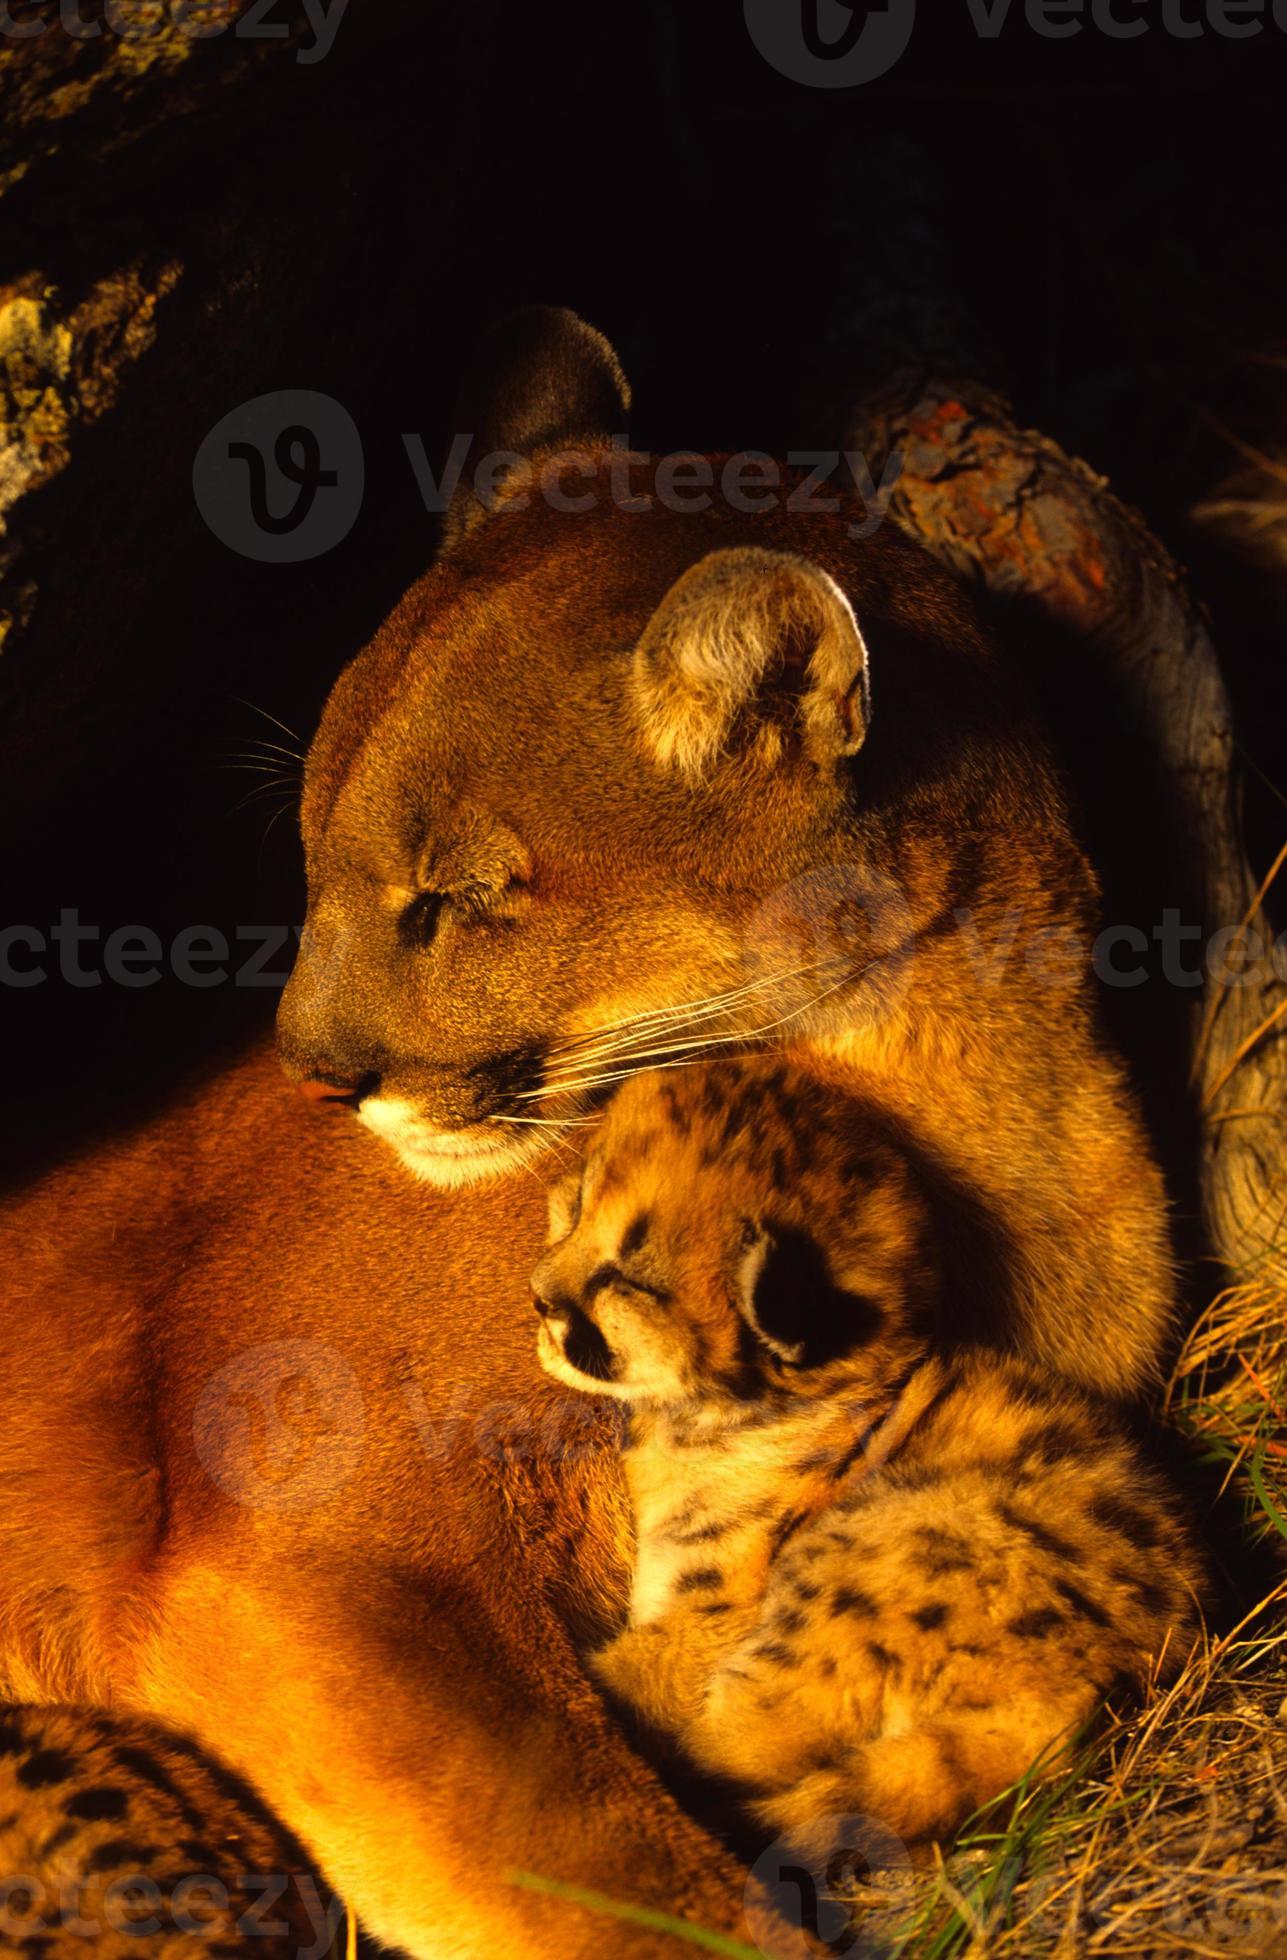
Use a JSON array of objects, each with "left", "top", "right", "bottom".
[
  {"left": 359, "top": 1093, "right": 550, "bottom": 1187},
  {"left": 535, "top": 1061, "right": 1208, "bottom": 1864},
  {"left": 277, "top": 408, "right": 1179, "bottom": 1395},
  {"left": 630, "top": 548, "right": 870, "bottom": 780},
  {"left": 0, "top": 309, "right": 1190, "bottom": 1956}
]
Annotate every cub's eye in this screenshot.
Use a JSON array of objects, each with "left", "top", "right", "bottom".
[{"left": 603, "top": 1265, "right": 669, "bottom": 1304}]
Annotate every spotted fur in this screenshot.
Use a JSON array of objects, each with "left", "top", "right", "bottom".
[
  {"left": 0, "top": 1707, "right": 340, "bottom": 1955},
  {"left": 533, "top": 1059, "right": 1207, "bottom": 1863}
]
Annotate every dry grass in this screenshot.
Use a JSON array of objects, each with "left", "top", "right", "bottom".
[{"left": 866, "top": 1276, "right": 1287, "bottom": 1960}]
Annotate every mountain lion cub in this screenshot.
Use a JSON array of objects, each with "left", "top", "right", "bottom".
[{"left": 532, "top": 1058, "right": 1205, "bottom": 1859}]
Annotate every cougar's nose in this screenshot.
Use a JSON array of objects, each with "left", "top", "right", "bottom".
[{"left": 294, "top": 1070, "right": 380, "bottom": 1109}]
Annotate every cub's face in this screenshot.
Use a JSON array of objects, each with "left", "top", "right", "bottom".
[
  {"left": 529, "top": 1065, "right": 920, "bottom": 1407},
  {"left": 530, "top": 1109, "right": 752, "bottom": 1406}
]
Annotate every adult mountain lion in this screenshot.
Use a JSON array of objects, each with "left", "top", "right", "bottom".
[{"left": 0, "top": 310, "right": 1176, "bottom": 1957}]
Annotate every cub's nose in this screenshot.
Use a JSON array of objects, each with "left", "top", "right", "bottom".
[
  {"left": 532, "top": 1287, "right": 572, "bottom": 1324},
  {"left": 530, "top": 1248, "right": 575, "bottom": 1321},
  {"left": 528, "top": 1262, "right": 575, "bottom": 1324}
]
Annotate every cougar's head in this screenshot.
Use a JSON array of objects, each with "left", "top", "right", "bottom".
[{"left": 277, "top": 309, "right": 982, "bottom": 1187}]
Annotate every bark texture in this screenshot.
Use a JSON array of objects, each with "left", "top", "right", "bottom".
[{"left": 847, "top": 373, "right": 1285, "bottom": 1288}]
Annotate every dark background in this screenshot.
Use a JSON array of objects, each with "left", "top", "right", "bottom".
[{"left": 2, "top": 0, "right": 1284, "bottom": 1184}]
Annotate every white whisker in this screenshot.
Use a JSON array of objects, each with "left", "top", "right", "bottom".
[
  {"left": 231, "top": 739, "right": 303, "bottom": 766},
  {"left": 544, "top": 955, "right": 839, "bottom": 1051},
  {"left": 537, "top": 960, "right": 850, "bottom": 1082},
  {"left": 259, "top": 801, "right": 296, "bottom": 855},
  {"left": 228, "top": 773, "right": 299, "bottom": 794},
  {"left": 526, "top": 1048, "right": 769, "bottom": 1102},
  {"left": 571, "top": 973, "right": 848, "bottom": 1070},
  {"left": 489, "top": 1114, "right": 599, "bottom": 1129},
  {"left": 522, "top": 963, "right": 866, "bottom": 1104},
  {"left": 248, "top": 739, "right": 303, "bottom": 760},
  {"left": 232, "top": 783, "right": 299, "bottom": 815},
  {"left": 234, "top": 697, "right": 304, "bottom": 751},
  {"left": 541, "top": 957, "right": 844, "bottom": 1071}
]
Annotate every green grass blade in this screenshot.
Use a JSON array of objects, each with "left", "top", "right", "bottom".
[
  {"left": 505, "top": 1871, "right": 764, "bottom": 1958},
  {"left": 1248, "top": 1445, "right": 1287, "bottom": 1542}
]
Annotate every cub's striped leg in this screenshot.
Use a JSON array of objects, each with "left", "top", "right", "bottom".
[{"left": 0, "top": 1706, "right": 342, "bottom": 1956}]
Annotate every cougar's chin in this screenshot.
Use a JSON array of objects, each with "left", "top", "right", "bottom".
[{"left": 357, "top": 1096, "right": 555, "bottom": 1189}]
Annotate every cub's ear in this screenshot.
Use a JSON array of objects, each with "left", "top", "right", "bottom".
[
  {"left": 734, "top": 1221, "right": 810, "bottom": 1366},
  {"left": 441, "top": 307, "right": 630, "bottom": 552},
  {"left": 545, "top": 1168, "right": 584, "bottom": 1247},
  {"left": 631, "top": 547, "right": 871, "bottom": 782},
  {"left": 735, "top": 1219, "right": 877, "bottom": 1370}
]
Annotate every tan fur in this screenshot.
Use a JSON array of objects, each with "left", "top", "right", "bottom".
[
  {"left": 535, "top": 1062, "right": 1207, "bottom": 1863},
  {"left": 630, "top": 548, "right": 870, "bottom": 779},
  {"left": 0, "top": 311, "right": 1183, "bottom": 1954},
  {"left": 279, "top": 357, "right": 1175, "bottom": 1391}
]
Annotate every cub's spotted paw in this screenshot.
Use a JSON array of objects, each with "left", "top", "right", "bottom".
[{"left": 0, "top": 1705, "right": 341, "bottom": 1956}]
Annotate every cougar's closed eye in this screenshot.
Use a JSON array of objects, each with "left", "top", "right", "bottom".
[
  {"left": 401, "top": 879, "right": 515, "bottom": 951},
  {"left": 402, "top": 890, "right": 449, "bottom": 948}
]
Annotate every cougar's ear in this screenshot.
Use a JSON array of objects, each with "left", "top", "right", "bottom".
[
  {"left": 545, "top": 1168, "right": 584, "bottom": 1247},
  {"left": 735, "top": 1220, "right": 879, "bottom": 1370},
  {"left": 441, "top": 307, "right": 630, "bottom": 552},
  {"left": 631, "top": 547, "right": 871, "bottom": 781}
]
